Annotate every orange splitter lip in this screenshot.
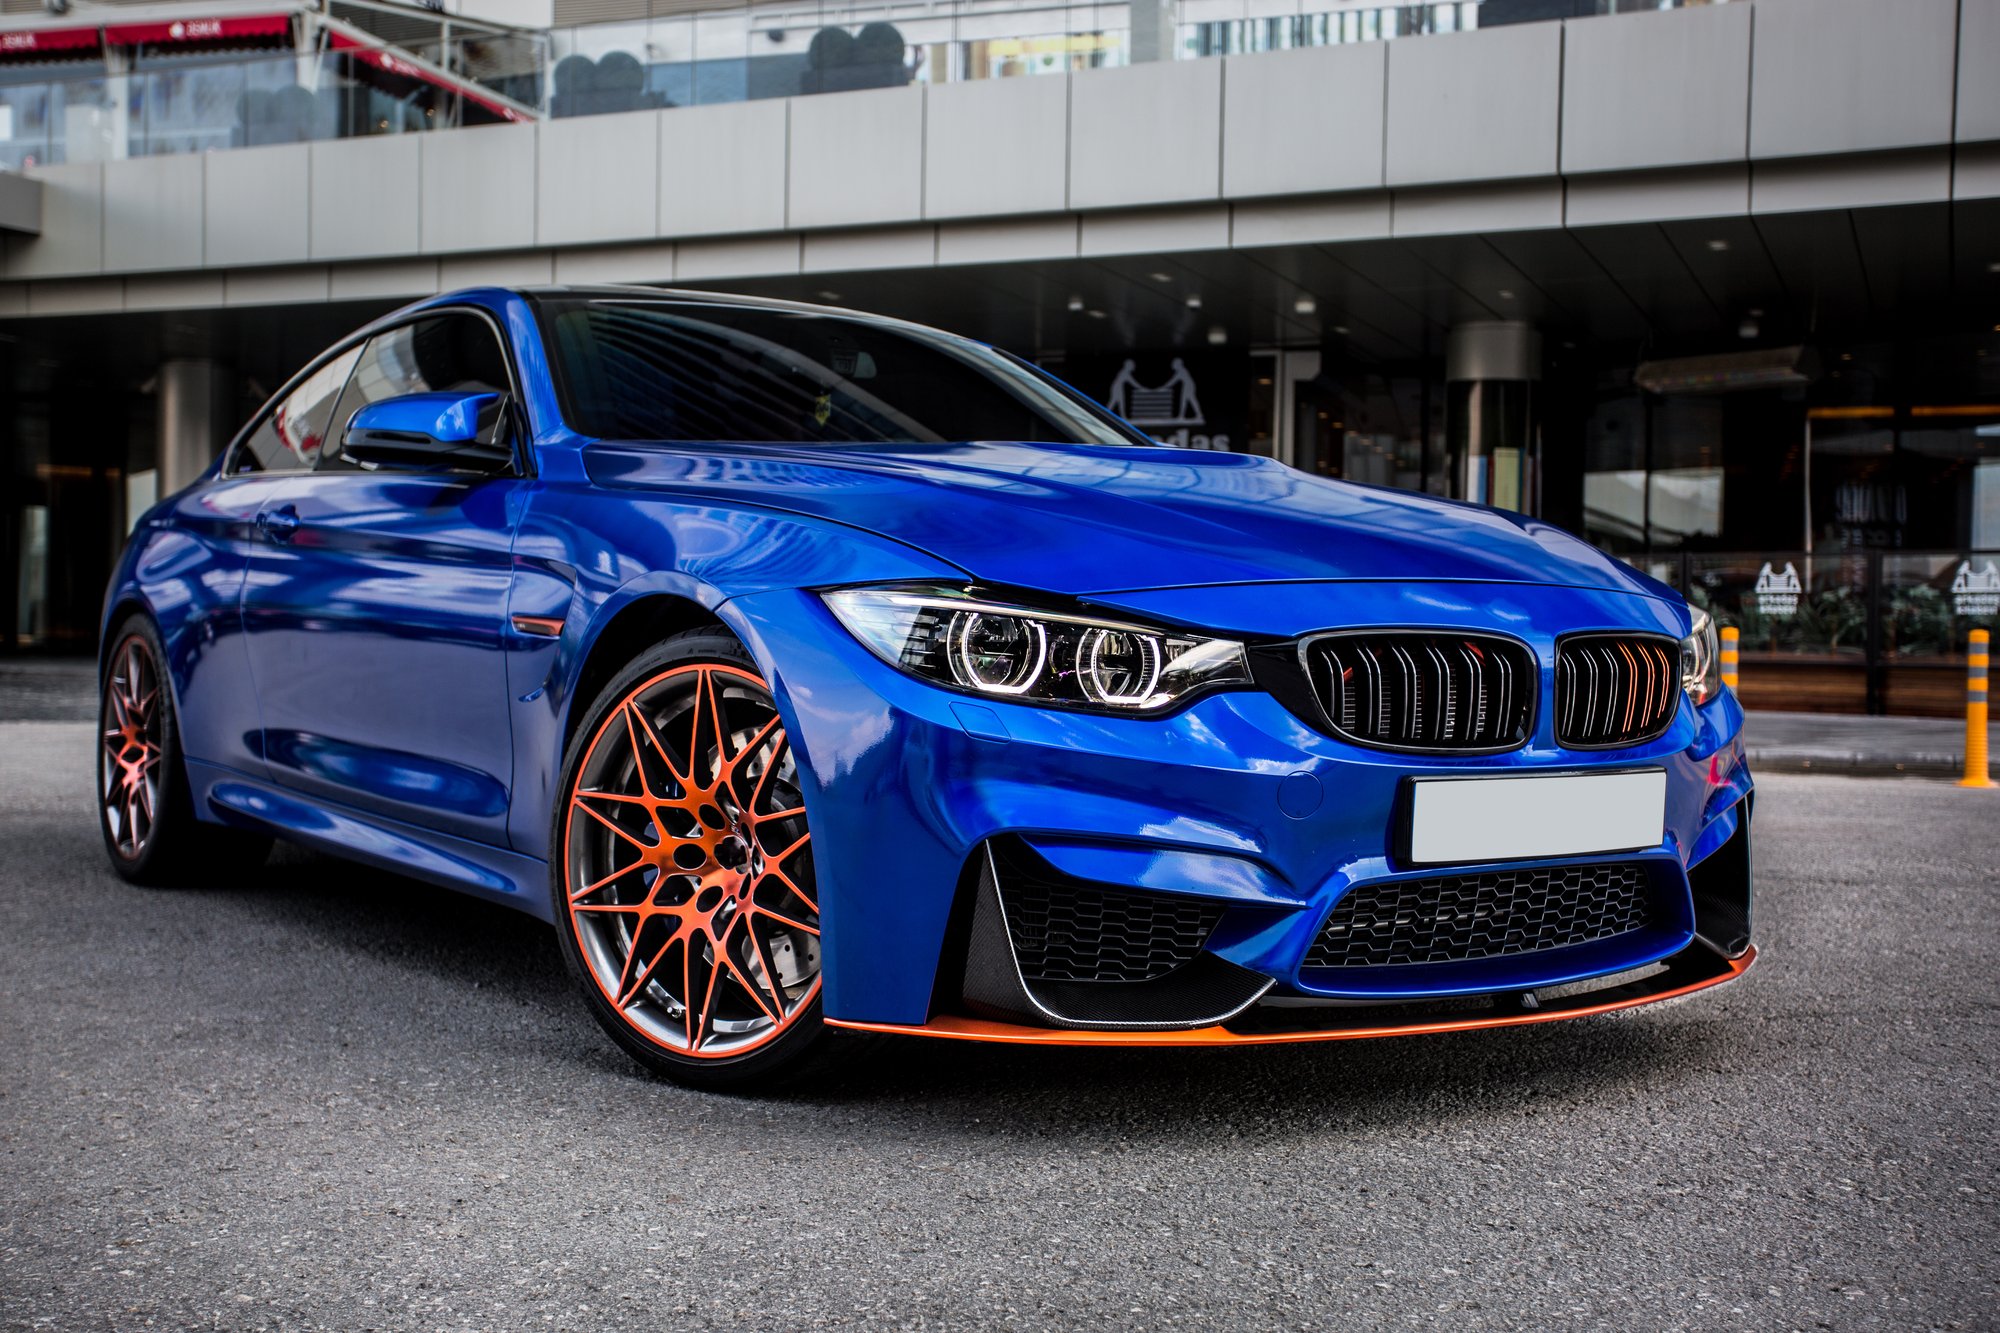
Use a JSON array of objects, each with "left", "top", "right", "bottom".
[{"left": 829, "top": 945, "right": 1756, "bottom": 1047}]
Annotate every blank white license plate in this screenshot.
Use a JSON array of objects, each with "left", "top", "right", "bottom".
[{"left": 1406, "top": 769, "right": 1667, "bottom": 866}]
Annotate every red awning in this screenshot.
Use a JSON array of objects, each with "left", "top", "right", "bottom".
[
  {"left": 0, "top": 25, "right": 103, "bottom": 56},
  {"left": 328, "top": 30, "right": 534, "bottom": 123},
  {"left": 103, "top": 13, "right": 292, "bottom": 45}
]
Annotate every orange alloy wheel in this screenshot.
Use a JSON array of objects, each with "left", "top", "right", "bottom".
[
  {"left": 562, "top": 663, "right": 820, "bottom": 1060},
  {"left": 101, "top": 634, "right": 166, "bottom": 862}
]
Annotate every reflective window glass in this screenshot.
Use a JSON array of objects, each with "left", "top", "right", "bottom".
[
  {"left": 231, "top": 344, "right": 362, "bottom": 473},
  {"left": 539, "top": 298, "right": 1149, "bottom": 447},
  {"left": 318, "top": 315, "right": 513, "bottom": 471}
]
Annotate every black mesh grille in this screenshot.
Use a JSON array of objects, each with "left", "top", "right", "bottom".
[
  {"left": 1555, "top": 634, "right": 1680, "bottom": 748},
  {"left": 1002, "top": 864, "right": 1222, "bottom": 984},
  {"left": 1304, "top": 863, "right": 1654, "bottom": 969},
  {"left": 1302, "top": 632, "right": 1533, "bottom": 752}
]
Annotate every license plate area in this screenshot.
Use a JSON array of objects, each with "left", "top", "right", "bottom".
[{"left": 1403, "top": 768, "right": 1667, "bottom": 867}]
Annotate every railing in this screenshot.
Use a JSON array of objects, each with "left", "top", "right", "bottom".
[
  {"left": 1653, "top": 550, "right": 2000, "bottom": 716},
  {"left": 0, "top": 0, "right": 1740, "bottom": 169}
]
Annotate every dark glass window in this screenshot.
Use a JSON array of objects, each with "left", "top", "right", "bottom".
[
  {"left": 230, "top": 344, "right": 362, "bottom": 474},
  {"left": 318, "top": 314, "right": 514, "bottom": 471},
  {"left": 537, "top": 298, "right": 1149, "bottom": 447}
]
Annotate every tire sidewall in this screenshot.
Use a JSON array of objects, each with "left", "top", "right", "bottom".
[{"left": 549, "top": 630, "right": 827, "bottom": 1089}]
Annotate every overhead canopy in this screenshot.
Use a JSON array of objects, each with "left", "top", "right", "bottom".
[{"left": 0, "top": 3, "right": 297, "bottom": 61}]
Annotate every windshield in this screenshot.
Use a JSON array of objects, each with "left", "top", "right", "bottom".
[{"left": 535, "top": 297, "right": 1150, "bottom": 448}]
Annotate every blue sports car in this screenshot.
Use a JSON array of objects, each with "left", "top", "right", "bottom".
[{"left": 99, "top": 287, "right": 1755, "bottom": 1088}]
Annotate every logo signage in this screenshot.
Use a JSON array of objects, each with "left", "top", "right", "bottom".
[
  {"left": 1105, "top": 358, "right": 1230, "bottom": 451},
  {"left": 0, "top": 25, "right": 100, "bottom": 53},
  {"left": 1953, "top": 560, "right": 2000, "bottom": 617},
  {"left": 1753, "top": 562, "right": 1802, "bottom": 618}
]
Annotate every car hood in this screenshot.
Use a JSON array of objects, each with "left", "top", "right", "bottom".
[{"left": 581, "top": 438, "right": 1674, "bottom": 600}]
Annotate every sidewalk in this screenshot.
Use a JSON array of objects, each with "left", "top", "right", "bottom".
[{"left": 1744, "top": 710, "right": 1995, "bottom": 779}]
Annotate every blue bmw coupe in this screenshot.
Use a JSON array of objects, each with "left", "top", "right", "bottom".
[{"left": 99, "top": 286, "right": 1755, "bottom": 1087}]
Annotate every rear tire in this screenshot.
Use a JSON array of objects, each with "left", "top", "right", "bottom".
[
  {"left": 98, "top": 614, "right": 272, "bottom": 886},
  {"left": 551, "top": 629, "right": 835, "bottom": 1091}
]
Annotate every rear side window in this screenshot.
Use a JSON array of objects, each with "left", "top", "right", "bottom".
[
  {"left": 231, "top": 345, "right": 362, "bottom": 473},
  {"left": 316, "top": 313, "right": 514, "bottom": 472}
]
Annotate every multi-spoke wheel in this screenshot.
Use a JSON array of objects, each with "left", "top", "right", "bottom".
[
  {"left": 554, "top": 630, "right": 828, "bottom": 1087},
  {"left": 101, "top": 633, "right": 164, "bottom": 862},
  {"left": 97, "top": 614, "right": 271, "bottom": 885}
]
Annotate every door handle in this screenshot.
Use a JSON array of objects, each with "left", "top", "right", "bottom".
[{"left": 257, "top": 505, "right": 301, "bottom": 542}]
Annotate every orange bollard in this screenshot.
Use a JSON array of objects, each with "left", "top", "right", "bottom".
[
  {"left": 1720, "top": 625, "right": 1739, "bottom": 693},
  {"left": 1962, "top": 628, "right": 1995, "bottom": 789}
]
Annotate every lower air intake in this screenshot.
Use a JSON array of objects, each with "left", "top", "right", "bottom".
[
  {"left": 1004, "top": 860, "right": 1222, "bottom": 984},
  {"left": 1304, "top": 862, "right": 1654, "bottom": 969},
  {"left": 958, "top": 840, "right": 1271, "bottom": 1030}
]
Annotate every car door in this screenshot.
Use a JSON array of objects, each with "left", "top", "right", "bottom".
[
  {"left": 157, "top": 342, "right": 364, "bottom": 781},
  {"left": 239, "top": 310, "right": 528, "bottom": 847}
]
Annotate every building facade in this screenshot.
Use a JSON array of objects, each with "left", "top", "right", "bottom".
[{"left": 1, "top": 0, "right": 1997, "bottom": 711}]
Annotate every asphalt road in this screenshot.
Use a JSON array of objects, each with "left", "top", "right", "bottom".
[{"left": 1, "top": 719, "right": 1994, "bottom": 1332}]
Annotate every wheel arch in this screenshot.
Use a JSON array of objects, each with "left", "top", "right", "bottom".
[
  {"left": 562, "top": 591, "right": 743, "bottom": 755},
  {"left": 99, "top": 594, "right": 156, "bottom": 670}
]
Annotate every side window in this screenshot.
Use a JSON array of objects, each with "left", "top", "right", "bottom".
[
  {"left": 231, "top": 344, "right": 362, "bottom": 474},
  {"left": 319, "top": 314, "right": 513, "bottom": 471}
]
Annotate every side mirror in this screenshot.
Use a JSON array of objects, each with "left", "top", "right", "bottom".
[{"left": 340, "top": 391, "right": 515, "bottom": 473}]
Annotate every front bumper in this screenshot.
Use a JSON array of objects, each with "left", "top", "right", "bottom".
[{"left": 726, "top": 580, "right": 1756, "bottom": 1042}]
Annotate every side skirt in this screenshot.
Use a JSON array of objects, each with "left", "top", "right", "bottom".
[{"left": 189, "top": 760, "right": 553, "bottom": 921}]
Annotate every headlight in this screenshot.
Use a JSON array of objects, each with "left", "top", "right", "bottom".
[
  {"left": 822, "top": 587, "right": 1252, "bottom": 714},
  {"left": 1680, "top": 609, "right": 1723, "bottom": 706}
]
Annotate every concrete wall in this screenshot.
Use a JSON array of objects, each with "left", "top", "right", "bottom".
[{"left": 1, "top": 0, "right": 1992, "bottom": 314}]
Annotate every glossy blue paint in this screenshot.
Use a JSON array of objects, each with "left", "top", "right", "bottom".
[
  {"left": 347, "top": 390, "right": 499, "bottom": 445},
  {"left": 102, "top": 285, "right": 1753, "bottom": 1032}
]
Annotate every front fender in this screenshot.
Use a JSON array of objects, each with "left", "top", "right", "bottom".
[{"left": 502, "top": 482, "right": 962, "bottom": 860}]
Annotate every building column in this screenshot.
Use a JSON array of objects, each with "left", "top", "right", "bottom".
[
  {"left": 1129, "top": 0, "right": 1179, "bottom": 63},
  {"left": 1444, "top": 321, "right": 1541, "bottom": 515},
  {"left": 157, "top": 360, "right": 235, "bottom": 497}
]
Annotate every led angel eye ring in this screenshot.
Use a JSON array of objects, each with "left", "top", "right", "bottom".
[
  {"left": 948, "top": 612, "right": 1048, "bottom": 694},
  {"left": 1077, "top": 627, "right": 1163, "bottom": 706}
]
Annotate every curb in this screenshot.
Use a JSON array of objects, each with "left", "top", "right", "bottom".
[{"left": 1745, "top": 751, "right": 1987, "bottom": 779}]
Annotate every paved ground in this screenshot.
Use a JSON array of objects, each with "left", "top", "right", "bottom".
[
  {"left": 1, "top": 721, "right": 1995, "bottom": 1330},
  {"left": 1745, "top": 711, "right": 1997, "bottom": 778}
]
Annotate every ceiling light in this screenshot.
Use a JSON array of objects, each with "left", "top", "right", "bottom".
[
  {"left": 1738, "top": 318, "right": 1760, "bottom": 339},
  {"left": 1067, "top": 295, "right": 1085, "bottom": 312},
  {"left": 1207, "top": 325, "right": 1228, "bottom": 346},
  {"left": 1293, "top": 294, "right": 1317, "bottom": 315},
  {"left": 1332, "top": 325, "right": 1350, "bottom": 335},
  {"left": 816, "top": 290, "right": 841, "bottom": 302},
  {"left": 1184, "top": 294, "right": 1203, "bottom": 309},
  {"left": 1707, "top": 239, "right": 1731, "bottom": 252},
  {"left": 1086, "top": 309, "right": 1108, "bottom": 320},
  {"left": 1496, "top": 289, "right": 1516, "bottom": 301},
  {"left": 1987, "top": 261, "right": 2000, "bottom": 273},
  {"left": 1149, "top": 272, "right": 1173, "bottom": 283}
]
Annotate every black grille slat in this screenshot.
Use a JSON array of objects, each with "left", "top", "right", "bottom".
[
  {"left": 1001, "top": 864, "right": 1222, "bottom": 984},
  {"left": 1305, "top": 633, "right": 1533, "bottom": 753},
  {"left": 1556, "top": 634, "right": 1680, "bottom": 749},
  {"left": 1304, "top": 863, "right": 1654, "bottom": 969}
]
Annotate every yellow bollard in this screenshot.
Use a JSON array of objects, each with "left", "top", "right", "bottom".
[
  {"left": 1720, "top": 625, "right": 1739, "bottom": 693},
  {"left": 1963, "top": 628, "right": 1996, "bottom": 789}
]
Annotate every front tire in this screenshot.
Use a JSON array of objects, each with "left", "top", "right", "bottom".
[
  {"left": 98, "top": 614, "right": 271, "bottom": 885},
  {"left": 552, "top": 630, "right": 829, "bottom": 1090}
]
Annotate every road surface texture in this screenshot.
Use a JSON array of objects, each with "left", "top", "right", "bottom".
[{"left": 1, "top": 718, "right": 1994, "bottom": 1331}]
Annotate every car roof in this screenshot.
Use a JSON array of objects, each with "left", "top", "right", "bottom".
[{"left": 511, "top": 284, "right": 913, "bottom": 324}]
